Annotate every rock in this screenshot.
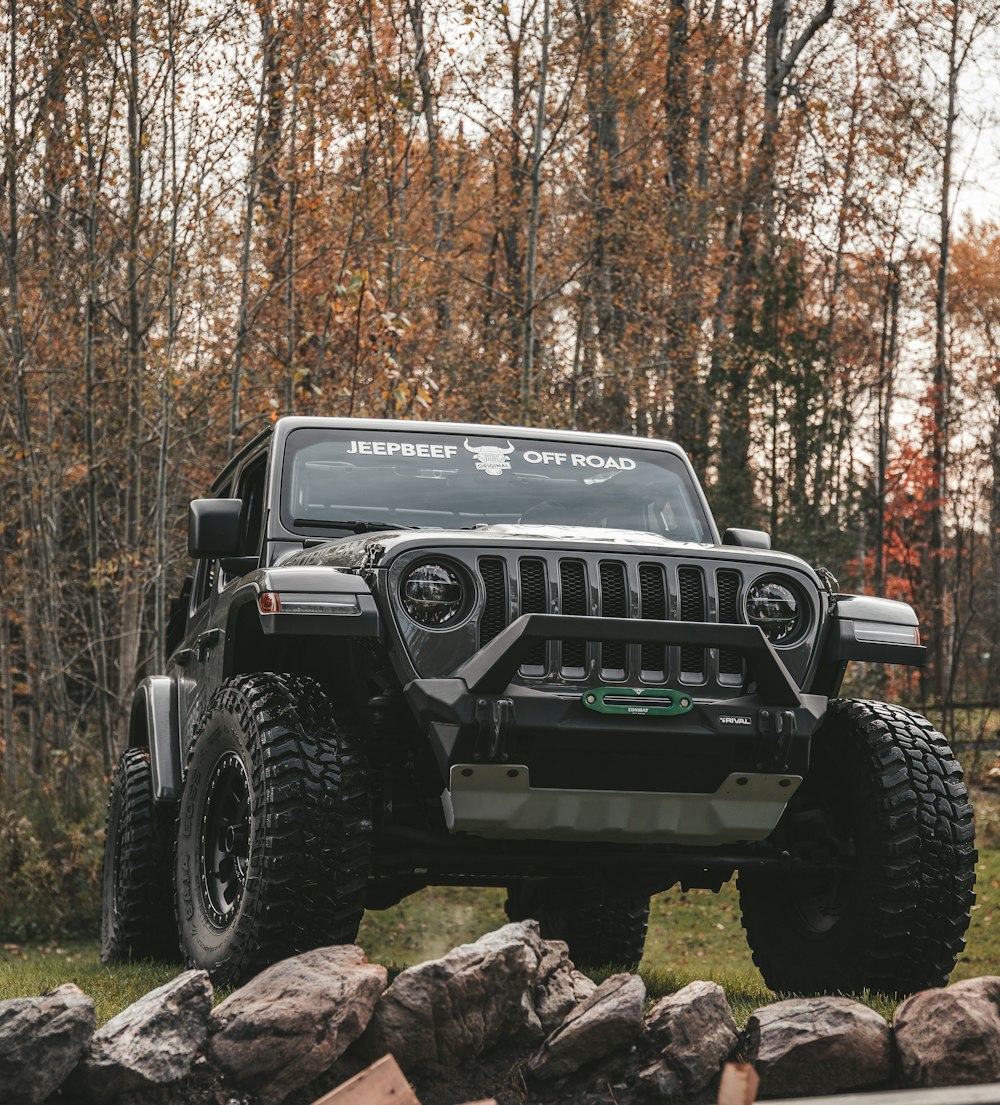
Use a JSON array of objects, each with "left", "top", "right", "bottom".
[
  {"left": 210, "top": 945, "right": 387, "bottom": 1105},
  {"left": 637, "top": 980, "right": 738, "bottom": 1099},
  {"left": 0, "top": 983, "right": 96, "bottom": 1105},
  {"left": 894, "top": 977, "right": 1000, "bottom": 1087},
  {"left": 635, "top": 1061, "right": 685, "bottom": 1101},
  {"left": 361, "top": 921, "right": 549, "bottom": 1070},
  {"left": 744, "top": 996, "right": 891, "bottom": 1098},
  {"left": 528, "top": 973, "right": 646, "bottom": 1081},
  {"left": 78, "top": 969, "right": 212, "bottom": 1099},
  {"left": 533, "top": 939, "right": 598, "bottom": 1034}
]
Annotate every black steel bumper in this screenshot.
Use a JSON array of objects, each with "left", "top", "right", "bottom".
[{"left": 403, "top": 615, "right": 826, "bottom": 844}]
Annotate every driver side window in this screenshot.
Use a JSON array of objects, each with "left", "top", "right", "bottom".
[{"left": 236, "top": 455, "right": 267, "bottom": 557}]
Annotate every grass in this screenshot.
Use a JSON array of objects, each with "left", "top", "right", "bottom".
[{"left": 4, "top": 845, "right": 1000, "bottom": 1027}]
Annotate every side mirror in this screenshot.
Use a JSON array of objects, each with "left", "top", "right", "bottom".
[
  {"left": 189, "top": 499, "right": 243, "bottom": 558},
  {"left": 722, "top": 527, "right": 771, "bottom": 550}
]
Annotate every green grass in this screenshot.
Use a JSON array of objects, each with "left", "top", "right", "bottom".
[
  {"left": 0, "top": 943, "right": 191, "bottom": 1024},
  {"left": 5, "top": 848, "right": 1000, "bottom": 1027}
]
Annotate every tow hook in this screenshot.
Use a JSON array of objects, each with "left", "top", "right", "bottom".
[{"left": 474, "top": 697, "right": 514, "bottom": 762}]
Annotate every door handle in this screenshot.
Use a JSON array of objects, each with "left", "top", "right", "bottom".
[{"left": 196, "top": 628, "right": 220, "bottom": 661}]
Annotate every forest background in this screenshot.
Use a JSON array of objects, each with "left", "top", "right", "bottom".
[{"left": 2, "top": 0, "right": 1000, "bottom": 939}]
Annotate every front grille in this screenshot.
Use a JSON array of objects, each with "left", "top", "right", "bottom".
[
  {"left": 717, "top": 570, "right": 744, "bottom": 678},
  {"left": 677, "top": 567, "right": 706, "bottom": 679},
  {"left": 599, "top": 562, "right": 628, "bottom": 675},
  {"left": 559, "top": 561, "right": 588, "bottom": 672},
  {"left": 474, "top": 553, "right": 757, "bottom": 691},
  {"left": 638, "top": 563, "right": 667, "bottom": 678},
  {"left": 479, "top": 557, "right": 507, "bottom": 647},
  {"left": 519, "top": 558, "right": 547, "bottom": 668}
]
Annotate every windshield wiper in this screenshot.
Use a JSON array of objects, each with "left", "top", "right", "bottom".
[{"left": 293, "top": 518, "right": 419, "bottom": 533}]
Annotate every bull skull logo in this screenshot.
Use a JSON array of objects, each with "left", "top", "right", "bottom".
[{"left": 464, "top": 439, "right": 515, "bottom": 476}]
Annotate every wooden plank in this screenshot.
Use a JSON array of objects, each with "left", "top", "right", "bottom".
[
  {"left": 718, "top": 1062, "right": 760, "bottom": 1105},
  {"left": 775, "top": 1085, "right": 1000, "bottom": 1105},
  {"left": 309, "top": 1054, "right": 421, "bottom": 1105}
]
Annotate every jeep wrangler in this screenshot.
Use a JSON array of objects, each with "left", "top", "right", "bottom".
[{"left": 101, "top": 417, "right": 976, "bottom": 992}]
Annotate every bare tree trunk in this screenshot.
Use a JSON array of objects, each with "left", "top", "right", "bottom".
[
  {"left": 230, "top": 11, "right": 272, "bottom": 450},
  {"left": 80, "top": 47, "right": 115, "bottom": 771},
  {"left": 929, "top": 1, "right": 960, "bottom": 706},
  {"left": 282, "top": 0, "right": 305, "bottom": 414},
  {"left": 0, "top": 516, "right": 16, "bottom": 799},
  {"left": 664, "top": 0, "right": 714, "bottom": 469},
  {"left": 874, "top": 261, "right": 900, "bottom": 596},
  {"left": 407, "top": 0, "right": 449, "bottom": 336},
  {"left": 991, "top": 372, "right": 1000, "bottom": 695},
  {"left": 521, "top": 0, "right": 551, "bottom": 420},
  {"left": 155, "top": 0, "right": 182, "bottom": 675},
  {"left": 115, "top": 0, "right": 146, "bottom": 757}
]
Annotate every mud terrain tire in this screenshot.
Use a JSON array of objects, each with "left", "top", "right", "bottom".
[
  {"left": 175, "top": 673, "right": 371, "bottom": 985},
  {"left": 101, "top": 748, "right": 177, "bottom": 963},
  {"left": 505, "top": 877, "right": 650, "bottom": 969},
  {"left": 739, "top": 699, "right": 976, "bottom": 995}
]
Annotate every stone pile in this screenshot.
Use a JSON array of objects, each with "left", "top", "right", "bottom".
[{"left": 2, "top": 921, "right": 999, "bottom": 1105}]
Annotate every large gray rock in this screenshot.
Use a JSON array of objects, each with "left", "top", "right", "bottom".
[
  {"left": 636, "top": 980, "right": 738, "bottom": 1100},
  {"left": 0, "top": 983, "right": 96, "bottom": 1105},
  {"left": 361, "top": 921, "right": 551, "bottom": 1070},
  {"left": 210, "top": 945, "right": 387, "bottom": 1105},
  {"left": 894, "top": 977, "right": 1000, "bottom": 1087},
  {"left": 527, "top": 973, "right": 646, "bottom": 1081},
  {"left": 78, "top": 969, "right": 212, "bottom": 1098},
  {"left": 533, "top": 939, "right": 598, "bottom": 1034},
  {"left": 744, "top": 997, "right": 891, "bottom": 1098}
]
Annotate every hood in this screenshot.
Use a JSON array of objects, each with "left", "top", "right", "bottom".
[{"left": 275, "top": 523, "right": 823, "bottom": 584}]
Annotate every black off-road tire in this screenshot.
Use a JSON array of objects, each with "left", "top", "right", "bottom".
[
  {"left": 175, "top": 673, "right": 372, "bottom": 986},
  {"left": 739, "top": 699, "right": 976, "bottom": 996},
  {"left": 505, "top": 877, "right": 650, "bottom": 970},
  {"left": 101, "top": 748, "right": 178, "bottom": 963}
]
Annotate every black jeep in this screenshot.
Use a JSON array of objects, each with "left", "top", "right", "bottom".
[{"left": 102, "top": 418, "right": 976, "bottom": 991}]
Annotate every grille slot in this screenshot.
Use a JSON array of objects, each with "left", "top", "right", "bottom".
[
  {"left": 519, "top": 558, "right": 548, "bottom": 669},
  {"left": 469, "top": 551, "right": 761, "bottom": 692},
  {"left": 599, "top": 561, "right": 628, "bottom": 675},
  {"left": 559, "top": 561, "right": 588, "bottom": 672},
  {"left": 638, "top": 563, "right": 667, "bottom": 678},
  {"left": 717, "top": 570, "right": 744, "bottom": 678},
  {"left": 479, "top": 557, "right": 508, "bottom": 648},
  {"left": 678, "top": 567, "right": 706, "bottom": 678}
]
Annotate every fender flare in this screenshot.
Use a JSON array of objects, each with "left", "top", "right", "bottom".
[
  {"left": 228, "top": 567, "right": 382, "bottom": 641},
  {"left": 128, "top": 676, "right": 182, "bottom": 801}
]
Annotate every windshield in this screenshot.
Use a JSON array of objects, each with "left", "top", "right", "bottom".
[{"left": 280, "top": 428, "right": 712, "bottom": 543}]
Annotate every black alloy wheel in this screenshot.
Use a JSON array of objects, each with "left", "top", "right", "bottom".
[{"left": 199, "top": 751, "right": 252, "bottom": 927}]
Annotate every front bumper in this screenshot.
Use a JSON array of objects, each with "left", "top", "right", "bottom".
[{"left": 403, "top": 614, "right": 827, "bottom": 844}]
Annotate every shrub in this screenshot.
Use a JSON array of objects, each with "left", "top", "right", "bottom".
[{"left": 0, "top": 786, "right": 105, "bottom": 941}]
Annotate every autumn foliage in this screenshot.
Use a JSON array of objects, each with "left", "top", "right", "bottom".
[{"left": 1, "top": 0, "right": 999, "bottom": 814}]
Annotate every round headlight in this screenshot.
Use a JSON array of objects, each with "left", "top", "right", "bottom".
[
  {"left": 745, "top": 578, "right": 804, "bottom": 644},
  {"left": 401, "top": 562, "right": 465, "bottom": 626}
]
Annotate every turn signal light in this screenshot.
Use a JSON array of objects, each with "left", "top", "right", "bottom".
[{"left": 258, "top": 591, "right": 281, "bottom": 614}]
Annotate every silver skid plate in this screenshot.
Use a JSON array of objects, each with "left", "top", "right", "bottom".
[{"left": 442, "top": 765, "right": 802, "bottom": 845}]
